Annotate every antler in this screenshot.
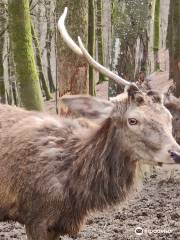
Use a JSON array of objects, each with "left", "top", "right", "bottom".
[
  {"left": 58, "top": 7, "right": 83, "bottom": 56},
  {"left": 58, "top": 7, "right": 134, "bottom": 87}
]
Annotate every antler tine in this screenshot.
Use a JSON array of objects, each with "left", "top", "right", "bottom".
[{"left": 78, "top": 36, "right": 131, "bottom": 87}]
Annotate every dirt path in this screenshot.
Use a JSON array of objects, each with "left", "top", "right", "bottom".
[{"left": 0, "top": 167, "right": 179, "bottom": 240}]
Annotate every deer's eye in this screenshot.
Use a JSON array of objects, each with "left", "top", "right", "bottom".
[{"left": 128, "top": 118, "right": 138, "bottom": 125}]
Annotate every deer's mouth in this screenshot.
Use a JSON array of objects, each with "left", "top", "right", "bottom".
[
  {"left": 169, "top": 150, "right": 180, "bottom": 164},
  {"left": 156, "top": 151, "right": 180, "bottom": 165}
]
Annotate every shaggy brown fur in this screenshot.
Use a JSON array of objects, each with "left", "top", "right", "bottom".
[{"left": 0, "top": 87, "right": 180, "bottom": 240}]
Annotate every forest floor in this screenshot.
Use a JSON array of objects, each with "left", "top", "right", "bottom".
[
  {"left": 0, "top": 82, "right": 180, "bottom": 240},
  {"left": 0, "top": 167, "right": 179, "bottom": 240}
]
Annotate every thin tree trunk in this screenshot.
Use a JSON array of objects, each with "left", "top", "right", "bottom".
[
  {"left": 167, "top": 0, "right": 180, "bottom": 97},
  {"left": 173, "top": 0, "right": 180, "bottom": 97},
  {"left": 31, "top": 21, "right": 52, "bottom": 100},
  {"left": 57, "top": 1, "right": 89, "bottom": 97},
  {"left": 88, "top": 0, "right": 96, "bottom": 96},
  {"left": 96, "top": 0, "right": 106, "bottom": 83},
  {"left": 12, "top": 77, "right": 18, "bottom": 106},
  {"left": 153, "top": 0, "right": 160, "bottom": 71},
  {"left": 167, "top": 0, "right": 174, "bottom": 79},
  {"left": 45, "top": 1, "right": 55, "bottom": 93},
  {"left": 8, "top": 0, "right": 43, "bottom": 111},
  {"left": 0, "top": 20, "right": 6, "bottom": 103},
  {"left": 47, "top": 45, "right": 55, "bottom": 93},
  {"left": 7, "top": 40, "right": 14, "bottom": 105}
]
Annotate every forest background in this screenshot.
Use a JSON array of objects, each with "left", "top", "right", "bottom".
[{"left": 0, "top": 0, "right": 179, "bottom": 111}]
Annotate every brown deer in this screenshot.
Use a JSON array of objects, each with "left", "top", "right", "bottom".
[{"left": 0, "top": 7, "right": 180, "bottom": 240}]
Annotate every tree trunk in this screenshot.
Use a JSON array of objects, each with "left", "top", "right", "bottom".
[
  {"left": 7, "top": 40, "right": 16, "bottom": 105},
  {"left": 0, "top": 12, "right": 6, "bottom": 103},
  {"left": 57, "top": 1, "right": 89, "bottom": 97},
  {"left": 46, "top": 25, "right": 55, "bottom": 93},
  {"left": 96, "top": 0, "right": 106, "bottom": 83},
  {"left": 88, "top": 0, "right": 96, "bottom": 96},
  {"left": 153, "top": 0, "right": 160, "bottom": 71},
  {"left": 173, "top": 0, "right": 180, "bottom": 97},
  {"left": 0, "top": 53, "right": 5, "bottom": 103},
  {"left": 8, "top": 0, "right": 43, "bottom": 111},
  {"left": 167, "top": 0, "right": 180, "bottom": 97},
  {"left": 45, "top": 0, "right": 56, "bottom": 93},
  {"left": 167, "top": 0, "right": 174, "bottom": 79},
  {"left": 31, "top": 21, "right": 52, "bottom": 101}
]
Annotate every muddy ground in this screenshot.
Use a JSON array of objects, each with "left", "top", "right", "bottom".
[{"left": 0, "top": 167, "right": 179, "bottom": 240}]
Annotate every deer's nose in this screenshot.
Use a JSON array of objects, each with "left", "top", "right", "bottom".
[{"left": 168, "top": 150, "right": 180, "bottom": 163}]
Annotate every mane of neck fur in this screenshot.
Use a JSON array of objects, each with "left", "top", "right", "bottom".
[
  {"left": 55, "top": 98, "right": 138, "bottom": 235},
  {"left": 65, "top": 117, "right": 137, "bottom": 214}
]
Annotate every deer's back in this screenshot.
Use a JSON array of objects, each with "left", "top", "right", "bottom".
[{"left": 0, "top": 104, "right": 87, "bottom": 223}]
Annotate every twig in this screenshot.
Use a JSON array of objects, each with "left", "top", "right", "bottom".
[
  {"left": 0, "top": 26, "right": 8, "bottom": 37},
  {"left": 30, "top": 2, "right": 39, "bottom": 11}
]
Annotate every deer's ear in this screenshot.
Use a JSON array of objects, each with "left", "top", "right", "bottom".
[
  {"left": 127, "top": 84, "right": 145, "bottom": 105},
  {"left": 60, "top": 95, "right": 114, "bottom": 119},
  {"left": 127, "top": 83, "right": 140, "bottom": 99},
  {"left": 147, "top": 90, "right": 164, "bottom": 104}
]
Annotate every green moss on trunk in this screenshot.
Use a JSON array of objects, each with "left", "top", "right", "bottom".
[{"left": 8, "top": 0, "right": 43, "bottom": 111}]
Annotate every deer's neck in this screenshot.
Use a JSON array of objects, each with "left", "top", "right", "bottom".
[
  {"left": 66, "top": 118, "right": 137, "bottom": 212},
  {"left": 56, "top": 118, "right": 138, "bottom": 235}
]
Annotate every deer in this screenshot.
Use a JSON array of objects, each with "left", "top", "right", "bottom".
[
  {"left": 0, "top": 7, "right": 180, "bottom": 240},
  {"left": 112, "top": 71, "right": 180, "bottom": 178},
  {"left": 135, "top": 71, "right": 180, "bottom": 144}
]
